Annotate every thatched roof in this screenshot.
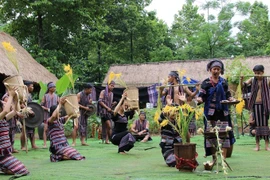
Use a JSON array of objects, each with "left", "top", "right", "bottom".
[
  {"left": 0, "top": 32, "right": 57, "bottom": 83},
  {"left": 103, "top": 56, "right": 270, "bottom": 87}
]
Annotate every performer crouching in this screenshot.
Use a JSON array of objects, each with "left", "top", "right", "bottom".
[
  {"left": 47, "top": 98, "right": 85, "bottom": 162},
  {"left": 110, "top": 92, "right": 136, "bottom": 154},
  {"left": 159, "top": 104, "right": 181, "bottom": 167},
  {"left": 0, "top": 87, "right": 29, "bottom": 177}
]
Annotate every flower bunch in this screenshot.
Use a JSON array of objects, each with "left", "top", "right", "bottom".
[
  {"left": 64, "top": 64, "right": 75, "bottom": 91},
  {"left": 56, "top": 64, "right": 78, "bottom": 95},
  {"left": 159, "top": 103, "right": 204, "bottom": 144},
  {"left": 1, "top": 41, "right": 19, "bottom": 73},
  {"left": 108, "top": 71, "right": 127, "bottom": 88}
]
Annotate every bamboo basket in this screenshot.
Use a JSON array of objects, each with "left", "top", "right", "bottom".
[
  {"left": 63, "top": 94, "right": 79, "bottom": 116},
  {"left": 3, "top": 75, "right": 27, "bottom": 102},
  {"left": 125, "top": 87, "right": 139, "bottom": 109}
]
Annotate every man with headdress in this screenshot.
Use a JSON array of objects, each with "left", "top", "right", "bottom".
[
  {"left": 71, "top": 83, "right": 93, "bottom": 146},
  {"left": 162, "top": 71, "right": 199, "bottom": 106},
  {"left": 41, "top": 82, "right": 59, "bottom": 148},
  {"left": 241, "top": 65, "right": 270, "bottom": 151},
  {"left": 20, "top": 80, "right": 39, "bottom": 150},
  {"left": 131, "top": 111, "right": 152, "bottom": 142},
  {"left": 197, "top": 59, "right": 235, "bottom": 162},
  {"left": 98, "top": 81, "right": 115, "bottom": 144}
]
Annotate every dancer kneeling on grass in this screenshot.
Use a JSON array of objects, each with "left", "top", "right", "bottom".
[
  {"left": 47, "top": 98, "right": 85, "bottom": 162},
  {"left": 0, "top": 87, "right": 29, "bottom": 177},
  {"left": 158, "top": 104, "right": 182, "bottom": 167},
  {"left": 110, "top": 92, "right": 136, "bottom": 154}
]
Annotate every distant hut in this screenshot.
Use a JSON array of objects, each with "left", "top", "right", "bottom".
[
  {"left": 103, "top": 56, "right": 270, "bottom": 86},
  {"left": 0, "top": 32, "right": 57, "bottom": 96},
  {"left": 102, "top": 56, "right": 270, "bottom": 107}
]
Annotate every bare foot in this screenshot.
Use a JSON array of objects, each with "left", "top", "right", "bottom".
[
  {"left": 265, "top": 147, "right": 270, "bottom": 151},
  {"left": 32, "top": 146, "right": 39, "bottom": 149},
  {"left": 119, "top": 152, "right": 126, "bottom": 155},
  {"left": 105, "top": 141, "right": 111, "bottom": 144},
  {"left": 254, "top": 147, "right": 260, "bottom": 151},
  {"left": 12, "top": 149, "right": 19, "bottom": 153},
  {"left": 21, "top": 147, "right": 26, "bottom": 151},
  {"left": 71, "top": 143, "right": 76, "bottom": 147},
  {"left": 42, "top": 145, "right": 47, "bottom": 149},
  {"left": 81, "top": 143, "right": 89, "bottom": 146}
]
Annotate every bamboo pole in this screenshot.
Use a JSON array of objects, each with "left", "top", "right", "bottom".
[{"left": 156, "top": 83, "right": 200, "bottom": 89}]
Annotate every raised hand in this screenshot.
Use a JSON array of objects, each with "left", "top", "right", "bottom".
[
  {"left": 177, "top": 92, "right": 186, "bottom": 102},
  {"left": 166, "top": 95, "right": 173, "bottom": 106},
  {"left": 195, "top": 83, "right": 200, "bottom": 91}
]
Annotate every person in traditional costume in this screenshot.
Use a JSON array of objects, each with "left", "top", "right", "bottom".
[
  {"left": 158, "top": 104, "right": 181, "bottom": 167},
  {"left": 162, "top": 71, "right": 199, "bottom": 106},
  {"left": 72, "top": 83, "right": 93, "bottom": 146},
  {"left": 98, "top": 81, "right": 115, "bottom": 144},
  {"left": 41, "top": 82, "right": 59, "bottom": 148},
  {"left": 131, "top": 111, "right": 152, "bottom": 142},
  {"left": 2, "top": 92, "right": 19, "bottom": 153},
  {"left": 197, "top": 59, "right": 235, "bottom": 161},
  {"left": 241, "top": 65, "right": 270, "bottom": 151},
  {"left": 0, "top": 87, "right": 29, "bottom": 177},
  {"left": 110, "top": 92, "right": 136, "bottom": 154},
  {"left": 20, "top": 80, "right": 39, "bottom": 150},
  {"left": 47, "top": 98, "right": 85, "bottom": 162}
]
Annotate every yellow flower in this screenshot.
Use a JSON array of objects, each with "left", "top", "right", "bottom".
[
  {"left": 236, "top": 98, "right": 245, "bottom": 115},
  {"left": 64, "top": 64, "right": 71, "bottom": 73},
  {"left": 195, "top": 107, "right": 204, "bottom": 120},
  {"left": 108, "top": 72, "right": 115, "bottom": 85},
  {"left": 154, "top": 111, "right": 160, "bottom": 123},
  {"left": 160, "top": 119, "right": 169, "bottom": 127},
  {"left": 2, "top": 41, "right": 16, "bottom": 52},
  {"left": 163, "top": 105, "right": 172, "bottom": 114},
  {"left": 63, "top": 64, "right": 75, "bottom": 90},
  {"left": 178, "top": 69, "right": 186, "bottom": 76},
  {"left": 186, "top": 77, "right": 191, "bottom": 83}
]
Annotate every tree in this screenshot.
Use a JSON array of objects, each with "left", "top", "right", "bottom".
[
  {"left": 170, "top": 0, "right": 206, "bottom": 60},
  {"left": 236, "top": 1, "right": 270, "bottom": 56}
]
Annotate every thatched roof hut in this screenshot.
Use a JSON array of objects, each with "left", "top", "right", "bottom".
[
  {"left": 103, "top": 56, "right": 270, "bottom": 87},
  {"left": 0, "top": 32, "right": 57, "bottom": 83}
]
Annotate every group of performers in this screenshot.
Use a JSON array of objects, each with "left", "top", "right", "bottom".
[
  {"left": 1, "top": 59, "right": 269, "bottom": 178},
  {"left": 158, "top": 60, "right": 270, "bottom": 167}
]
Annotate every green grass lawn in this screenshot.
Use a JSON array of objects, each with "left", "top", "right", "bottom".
[{"left": 2, "top": 134, "right": 270, "bottom": 180}]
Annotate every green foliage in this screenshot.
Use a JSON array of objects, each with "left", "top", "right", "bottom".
[
  {"left": 38, "top": 81, "right": 47, "bottom": 103},
  {"left": 56, "top": 74, "right": 70, "bottom": 95},
  {"left": 225, "top": 56, "right": 253, "bottom": 84},
  {"left": 236, "top": 1, "right": 270, "bottom": 57}
]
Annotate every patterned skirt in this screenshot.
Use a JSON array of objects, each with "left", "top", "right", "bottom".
[
  {"left": 159, "top": 135, "right": 182, "bottom": 167},
  {"left": 253, "top": 104, "right": 270, "bottom": 140},
  {"left": 50, "top": 145, "right": 85, "bottom": 162},
  {"left": 0, "top": 154, "right": 29, "bottom": 175}
]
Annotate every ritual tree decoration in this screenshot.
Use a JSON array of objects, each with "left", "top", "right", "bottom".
[{"left": 2, "top": 41, "right": 19, "bottom": 72}]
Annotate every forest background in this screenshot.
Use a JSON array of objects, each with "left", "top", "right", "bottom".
[{"left": 1, "top": 0, "right": 270, "bottom": 84}]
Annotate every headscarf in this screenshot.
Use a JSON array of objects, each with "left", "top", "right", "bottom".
[
  {"left": 24, "top": 80, "right": 33, "bottom": 86},
  {"left": 46, "top": 82, "right": 56, "bottom": 93},
  {"left": 207, "top": 59, "right": 224, "bottom": 75},
  {"left": 169, "top": 71, "right": 181, "bottom": 84},
  {"left": 139, "top": 111, "right": 146, "bottom": 118}
]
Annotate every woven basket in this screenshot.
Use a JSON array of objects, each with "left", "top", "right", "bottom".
[
  {"left": 63, "top": 94, "right": 79, "bottom": 116},
  {"left": 3, "top": 75, "right": 27, "bottom": 102},
  {"left": 125, "top": 87, "right": 139, "bottom": 109}
]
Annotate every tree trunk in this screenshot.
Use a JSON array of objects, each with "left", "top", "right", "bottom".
[{"left": 37, "top": 12, "right": 44, "bottom": 48}]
